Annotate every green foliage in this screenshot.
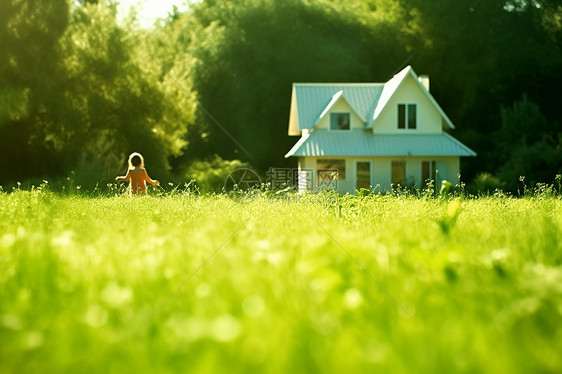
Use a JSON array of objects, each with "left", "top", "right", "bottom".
[
  {"left": 1, "top": 0, "right": 562, "bottom": 192},
  {"left": 59, "top": 3, "right": 195, "bottom": 177},
  {"left": 185, "top": 155, "right": 252, "bottom": 193},
  {"left": 499, "top": 95, "right": 550, "bottom": 148},
  {"left": 1, "top": 191, "right": 562, "bottom": 373},
  {"left": 495, "top": 95, "right": 562, "bottom": 191},
  {"left": 162, "top": 0, "right": 561, "bottom": 187},
  {"left": 0, "top": 0, "right": 70, "bottom": 179},
  {"left": 181, "top": 0, "right": 406, "bottom": 169},
  {"left": 0, "top": 0, "right": 195, "bottom": 185},
  {"left": 436, "top": 198, "right": 461, "bottom": 235},
  {"left": 439, "top": 179, "right": 452, "bottom": 196},
  {"left": 468, "top": 172, "right": 506, "bottom": 195}
]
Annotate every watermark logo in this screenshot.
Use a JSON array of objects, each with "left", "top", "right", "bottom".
[
  {"left": 224, "top": 168, "right": 262, "bottom": 202},
  {"left": 265, "top": 167, "right": 338, "bottom": 192},
  {"left": 316, "top": 169, "right": 339, "bottom": 191},
  {"left": 224, "top": 167, "right": 340, "bottom": 202}
]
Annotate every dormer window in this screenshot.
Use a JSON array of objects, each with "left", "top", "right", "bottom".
[
  {"left": 330, "top": 113, "right": 350, "bottom": 130},
  {"left": 398, "top": 104, "right": 416, "bottom": 129}
]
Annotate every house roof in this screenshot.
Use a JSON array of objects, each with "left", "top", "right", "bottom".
[
  {"left": 289, "top": 84, "right": 384, "bottom": 135},
  {"left": 285, "top": 130, "right": 477, "bottom": 158},
  {"left": 288, "top": 66, "right": 455, "bottom": 135}
]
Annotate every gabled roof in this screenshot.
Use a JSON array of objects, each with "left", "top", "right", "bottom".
[
  {"left": 288, "top": 66, "right": 455, "bottom": 135},
  {"left": 288, "top": 83, "right": 384, "bottom": 135},
  {"left": 370, "top": 66, "right": 455, "bottom": 130},
  {"left": 285, "top": 130, "right": 477, "bottom": 158}
]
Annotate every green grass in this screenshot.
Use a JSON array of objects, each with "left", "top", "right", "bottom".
[{"left": 1, "top": 189, "right": 562, "bottom": 373}]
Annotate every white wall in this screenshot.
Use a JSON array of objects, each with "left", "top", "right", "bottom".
[
  {"left": 298, "top": 156, "right": 461, "bottom": 193},
  {"left": 288, "top": 87, "right": 300, "bottom": 135},
  {"left": 367, "top": 156, "right": 460, "bottom": 192},
  {"left": 374, "top": 74, "right": 443, "bottom": 134},
  {"left": 315, "top": 98, "right": 364, "bottom": 130}
]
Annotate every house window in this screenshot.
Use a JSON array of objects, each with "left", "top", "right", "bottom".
[
  {"left": 317, "top": 159, "right": 346, "bottom": 181},
  {"left": 356, "top": 161, "right": 371, "bottom": 190},
  {"left": 398, "top": 104, "right": 416, "bottom": 129},
  {"left": 330, "top": 113, "right": 350, "bottom": 130},
  {"left": 421, "top": 161, "right": 437, "bottom": 188},
  {"left": 391, "top": 161, "right": 406, "bottom": 185}
]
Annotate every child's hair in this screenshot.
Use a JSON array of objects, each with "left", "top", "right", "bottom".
[{"left": 128, "top": 152, "right": 144, "bottom": 169}]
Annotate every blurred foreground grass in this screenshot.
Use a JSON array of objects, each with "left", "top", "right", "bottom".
[{"left": 1, "top": 190, "right": 561, "bottom": 373}]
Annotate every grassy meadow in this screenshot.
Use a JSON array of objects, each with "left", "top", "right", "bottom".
[{"left": 1, "top": 187, "right": 562, "bottom": 373}]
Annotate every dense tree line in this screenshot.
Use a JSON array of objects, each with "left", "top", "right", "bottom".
[
  {"left": 0, "top": 0, "right": 195, "bottom": 185},
  {"left": 1, "top": 0, "right": 560, "bottom": 190}
]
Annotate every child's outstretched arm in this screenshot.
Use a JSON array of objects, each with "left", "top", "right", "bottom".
[
  {"left": 115, "top": 170, "right": 131, "bottom": 183},
  {"left": 143, "top": 169, "right": 159, "bottom": 185}
]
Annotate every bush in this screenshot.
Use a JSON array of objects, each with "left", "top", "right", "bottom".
[
  {"left": 468, "top": 172, "right": 505, "bottom": 195},
  {"left": 185, "top": 155, "right": 253, "bottom": 193}
]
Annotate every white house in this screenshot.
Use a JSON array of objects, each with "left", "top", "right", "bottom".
[{"left": 285, "top": 66, "right": 476, "bottom": 193}]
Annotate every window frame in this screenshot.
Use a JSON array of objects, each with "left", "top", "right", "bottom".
[
  {"left": 317, "top": 159, "right": 346, "bottom": 181},
  {"left": 397, "top": 104, "right": 417, "bottom": 130},
  {"left": 330, "top": 112, "right": 351, "bottom": 131}
]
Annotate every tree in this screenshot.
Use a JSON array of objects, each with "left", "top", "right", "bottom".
[
  {"left": 2, "top": 0, "right": 561, "bottom": 188},
  {"left": 0, "top": 0, "right": 70, "bottom": 180},
  {"left": 57, "top": 3, "right": 194, "bottom": 179},
  {"left": 172, "top": 0, "right": 407, "bottom": 170},
  {"left": 377, "top": 0, "right": 562, "bottom": 181},
  {"left": 0, "top": 1, "right": 196, "bottom": 185},
  {"left": 495, "top": 96, "right": 561, "bottom": 190}
]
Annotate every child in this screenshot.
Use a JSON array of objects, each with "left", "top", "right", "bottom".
[{"left": 115, "top": 152, "right": 159, "bottom": 194}]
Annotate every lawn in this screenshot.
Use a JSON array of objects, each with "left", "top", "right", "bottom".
[{"left": 1, "top": 188, "right": 561, "bottom": 373}]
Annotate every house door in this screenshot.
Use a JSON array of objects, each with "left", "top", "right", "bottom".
[
  {"left": 356, "top": 161, "right": 371, "bottom": 190},
  {"left": 391, "top": 161, "right": 406, "bottom": 186}
]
